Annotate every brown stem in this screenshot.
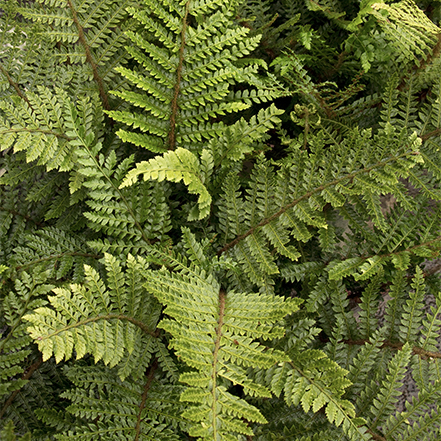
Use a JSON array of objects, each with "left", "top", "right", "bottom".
[
  {"left": 0, "top": 63, "right": 32, "bottom": 109},
  {"left": 15, "top": 252, "right": 102, "bottom": 272},
  {"left": 168, "top": 1, "right": 191, "bottom": 150},
  {"left": 0, "top": 356, "right": 43, "bottom": 420},
  {"left": 0, "top": 206, "right": 45, "bottom": 228},
  {"left": 411, "top": 346, "right": 441, "bottom": 359},
  {"left": 421, "top": 128, "right": 441, "bottom": 141},
  {"left": 67, "top": 0, "right": 110, "bottom": 110},
  {"left": 37, "top": 314, "right": 156, "bottom": 339},
  {"left": 367, "top": 428, "right": 388, "bottom": 441},
  {"left": 344, "top": 339, "right": 441, "bottom": 359},
  {"left": 135, "top": 360, "right": 158, "bottom": 441},
  {"left": 217, "top": 152, "right": 414, "bottom": 256}
]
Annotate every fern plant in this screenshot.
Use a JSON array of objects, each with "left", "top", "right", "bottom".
[{"left": 2, "top": 0, "right": 441, "bottom": 440}]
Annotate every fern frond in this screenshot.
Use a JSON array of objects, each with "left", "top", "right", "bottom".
[
  {"left": 20, "top": 0, "right": 134, "bottom": 109},
  {"left": 120, "top": 147, "right": 212, "bottom": 220},
  {"left": 143, "top": 245, "right": 301, "bottom": 439},
  {"left": 346, "top": 329, "right": 385, "bottom": 400},
  {"left": 368, "top": 343, "right": 412, "bottom": 430},
  {"left": 383, "top": 380, "right": 441, "bottom": 440},
  {"left": 107, "top": 0, "right": 282, "bottom": 151},
  {"left": 24, "top": 254, "right": 160, "bottom": 380},
  {"left": 368, "top": 0, "right": 439, "bottom": 67},
  {"left": 277, "top": 349, "right": 369, "bottom": 440},
  {"left": 62, "top": 102, "right": 173, "bottom": 251},
  {"left": 0, "top": 11, "right": 53, "bottom": 101},
  {"left": 209, "top": 104, "right": 284, "bottom": 169},
  {"left": 399, "top": 266, "right": 426, "bottom": 344},
  {"left": 0, "top": 421, "right": 31, "bottom": 441},
  {"left": 56, "top": 365, "right": 186, "bottom": 440},
  {"left": 0, "top": 270, "right": 54, "bottom": 433},
  {"left": 13, "top": 227, "right": 98, "bottom": 282},
  {"left": 0, "top": 89, "right": 103, "bottom": 172}
]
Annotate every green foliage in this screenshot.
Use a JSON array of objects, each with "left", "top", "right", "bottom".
[
  {"left": 121, "top": 147, "right": 213, "bottom": 220},
  {"left": 1, "top": 420, "right": 31, "bottom": 441},
  {"left": 2, "top": 0, "right": 441, "bottom": 440},
  {"left": 107, "top": 0, "right": 282, "bottom": 152}
]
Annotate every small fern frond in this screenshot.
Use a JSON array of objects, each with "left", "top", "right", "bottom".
[
  {"left": 356, "top": 273, "right": 382, "bottom": 339},
  {"left": 368, "top": 343, "right": 412, "bottom": 430},
  {"left": 383, "top": 271, "right": 408, "bottom": 343},
  {"left": 346, "top": 329, "right": 384, "bottom": 400},
  {"left": 0, "top": 421, "right": 31, "bottom": 441},
  {"left": 120, "top": 147, "right": 212, "bottom": 220},
  {"left": 13, "top": 227, "right": 98, "bottom": 282},
  {"left": 0, "top": 270, "right": 53, "bottom": 428},
  {"left": 0, "top": 88, "right": 104, "bottom": 172},
  {"left": 399, "top": 266, "right": 426, "bottom": 344},
  {"left": 368, "top": 0, "right": 439, "bottom": 67},
  {"left": 19, "top": 0, "right": 134, "bottom": 110},
  {"left": 276, "top": 349, "right": 369, "bottom": 440},
  {"left": 383, "top": 380, "right": 441, "bottom": 440},
  {"left": 209, "top": 104, "right": 284, "bottom": 169},
  {"left": 418, "top": 294, "right": 441, "bottom": 354}
]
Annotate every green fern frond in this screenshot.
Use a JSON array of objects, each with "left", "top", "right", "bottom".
[
  {"left": 418, "top": 294, "right": 441, "bottom": 356},
  {"left": 368, "top": 343, "right": 412, "bottom": 430},
  {"left": 328, "top": 280, "right": 358, "bottom": 340},
  {"left": 346, "top": 329, "right": 384, "bottom": 400},
  {"left": 0, "top": 88, "right": 103, "bottom": 172},
  {"left": 368, "top": 0, "right": 439, "bottom": 67},
  {"left": 0, "top": 11, "right": 53, "bottom": 100},
  {"left": 216, "top": 121, "right": 426, "bottom": 291},
  {"left": 0, "top": 421, "right": 31, "bottom": 441},
  {"left": 327, "top": 257, "right": 364, "bottom": 281},
  {"left": 62, "top": 103, "right": 173, "bottom": 251},
  {"left": 56, "top": 365, "right": 186, "bottom": 441},
  {"left": 24, "top": 254, "right": 160, "bottom": 380},
  {"left": 383, "top": 271, "right": 408, "bottom": 343},
  {"left": 0, "top": 270, "right": 53, "bottom": 432},
  {"left": 120, "top": 147, "right": 212, "bottom": 220},
  {"left": 209, "top": 104, "right": 284, "bottom": 169},
  {"left": 357, "top": 273, "right": 382, "bottom": 339},
  {"left": 274, "top": 348, "right": 369, "bottom": 440},
  {"left": 383, "top": 380, "right": 441, "bottom": 440},
  {"left": 399, "top": 266, "right": 426, "bottom": 344},
  {"left": 13, "top": 227, "right": 98, "bottom": 282},
  {"left": 143, "top": 245, "right": 301, "bottom": 439},
  {"left": 19, "top": 0, "right": 134, "bottom": 109},
  {"left": 107, "top": 0, "right": 282, "bottom": 151}
]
